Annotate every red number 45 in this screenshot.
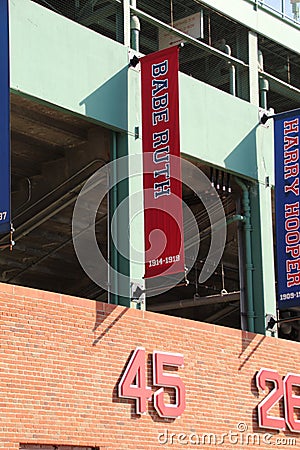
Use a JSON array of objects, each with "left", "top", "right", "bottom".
[{"left": 118, "top": 347, "right": 186, "bottom": 418}]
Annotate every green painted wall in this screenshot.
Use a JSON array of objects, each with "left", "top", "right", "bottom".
[
  {"left": 10, "top": 0, "right": 129, "bottom": 131},
  {"left": 179, "top": 73, "right": 274, "bottom": 184}
]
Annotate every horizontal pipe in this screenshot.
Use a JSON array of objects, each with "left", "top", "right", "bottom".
[
  {"left": 259, "top": 70, "right": 300, "bottom": 98},
  {"left": 226, "top": 214, "right": 245, "bottom": 226},
  {"left": 149, "top": 291, "right": 240, "bottom": 312},
  {"left": 205, "top": 303, "right": 239, "bottom": 323}
]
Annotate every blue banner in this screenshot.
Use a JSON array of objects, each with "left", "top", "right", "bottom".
[
  {"left": 0, "top": 0, "right": 10, "bottom": 235},
  {"left": 275, "top": 108, "right": 300, "bottom": 309}
]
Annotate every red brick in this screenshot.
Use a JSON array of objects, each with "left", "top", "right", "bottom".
[{"left": 0, "top": 282, "right": 299, "bottom": 449}]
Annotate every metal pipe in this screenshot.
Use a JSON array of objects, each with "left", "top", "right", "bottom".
[
  {"left": 235, "top": 177, "right": 255, "bottom": 333},
  {"left": 205, "top": 303, "right": 240, "bottom": 324},
  {"left": 130, "top": 14, "right": 140, "bottom": 52},
  {"left": 224, "top": 44, "right": 236, "bottom": 96},
  {"left": 149, "top": 291, "right": 241, "bottom": 312},
  {"left": 258, "top": 50, "right": 269, "bottom": 109},
  {"left": 226, "top": 209, "right": 248, "bottom": 330},
  {"left": 236, "top": 198, "right": 247, "bottom": 330},
  {"left": 230, "top": 64, "right": 236, "bottom": 97},
  {"left": 236, "top": 197, "right": 247, "bottom": 331},
  {"left": 107, "top": 169, "right": 111, "bottom": 304},
  {"left": 110, "top": 131, "right": 118, "bottom": 304},
  {"left": 12, "top": 174, "right": 32, "bottom": 214},
  {"left": 130, "top": 0, "right": 140, "bottom": 52},
  {"left": 226, "top": 214, "right": 245, "bottom": 226},
  {"left": 281, "top": 0, "right": 285, "bottom": 18},
  {"left": 259, "top": 78, "right": 269, "bottom": 109}
]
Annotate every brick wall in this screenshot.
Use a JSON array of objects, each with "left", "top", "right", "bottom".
[{"left": 1, "top": 282, "right": 300, "bottom": 449}]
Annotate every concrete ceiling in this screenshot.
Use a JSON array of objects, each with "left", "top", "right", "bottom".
[{"left": 0, "top": 93, "right": 109, "bottom": 299}]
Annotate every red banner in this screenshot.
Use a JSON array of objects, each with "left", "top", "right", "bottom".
[{"left": 141, "top": 46, "right": 185, "bottom": 279}]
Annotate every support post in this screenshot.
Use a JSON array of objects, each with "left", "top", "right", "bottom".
[
  {"left": 248, "top": 31, "right": 259, "bottom": 106},
  {"left": 109, "top": 131, "right": 130, "bottom": 307},
  {"left": 250, "top": 180, "right": 277, "bottom": 336}
]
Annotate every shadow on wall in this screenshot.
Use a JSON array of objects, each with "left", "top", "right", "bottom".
[
  {"left": 238, "top": 332, "right": 266, "bottom": 372},
  {"left": 79, "top": 66, "right": 129, "bottom": 131},
  {"left": 80, "top": 65, "right": 131, "bottom": 305},
  {"left": 224, "top": 124, "right": 259, "bottom": 181},
  {"left": 92, "top": 302, "right": 178, "bottom": 423},
  {"left": 92, "top": 302, "right": 127, "bottom": 346}
]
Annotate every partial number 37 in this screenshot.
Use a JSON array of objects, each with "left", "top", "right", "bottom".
[{"left": 118, "top": 347, "right": 186, "bottom": 418}]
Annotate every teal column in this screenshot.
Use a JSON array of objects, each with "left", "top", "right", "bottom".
[
  {"left": 252, "top": 118, "right": 277, "bottom": 336},
  {"left": 250, "top": 181, "right": 277, "bottom": 336},
  {"left": 127, "top": 51, "right": 146, "bottom": 310},
  {"left": 110, "top": 131, "right": 130, "bottom": 307}
]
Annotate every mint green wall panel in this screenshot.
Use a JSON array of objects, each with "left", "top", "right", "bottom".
[
  {"left": 10, "top": 0, "right": 128, "bottom": 131},
  {"left": 179, "top": 73, "right": 274, "bottom": 183}
]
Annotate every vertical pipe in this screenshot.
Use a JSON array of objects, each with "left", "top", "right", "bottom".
[
  {"left": 229, "top": 64, "right": 236, "bottom": 97},
  {"left": 130, "top": 0, "right": 140, "bottom": 52},
  {"left": 208, "top": 12, "right": 212, "bottom": 46},
  {"left": 110, "top": 131, "right": 119, "bottom": 305},
  {"left": 235, "top": 178, "right": 255, "bottom": 333},
  {"left": 236, "top": 197, "right": 247, "bottom": 331},
  {"left": 224, "top": 44, "right": 236, "bottom": 97},
  {"left": 281, "top": 0, "right": 285, "bottom": 18},
  {"left": 258, "top": 50, "right": 269, "bottom": 109},
  {"left": 107, "top": 169, "right": 111, "bottom": 304},
  {"left": 170, "top": 0, "right": 174, "bottom": 27},
  {"left": 259, "top": 79, "right": 268, "bottom": 110},
  {"left": 130, "top": 15, "right": 140, "bottom": 52},
  {"left": 287, "top": 55, "right": 291, "bottom": 84}
]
